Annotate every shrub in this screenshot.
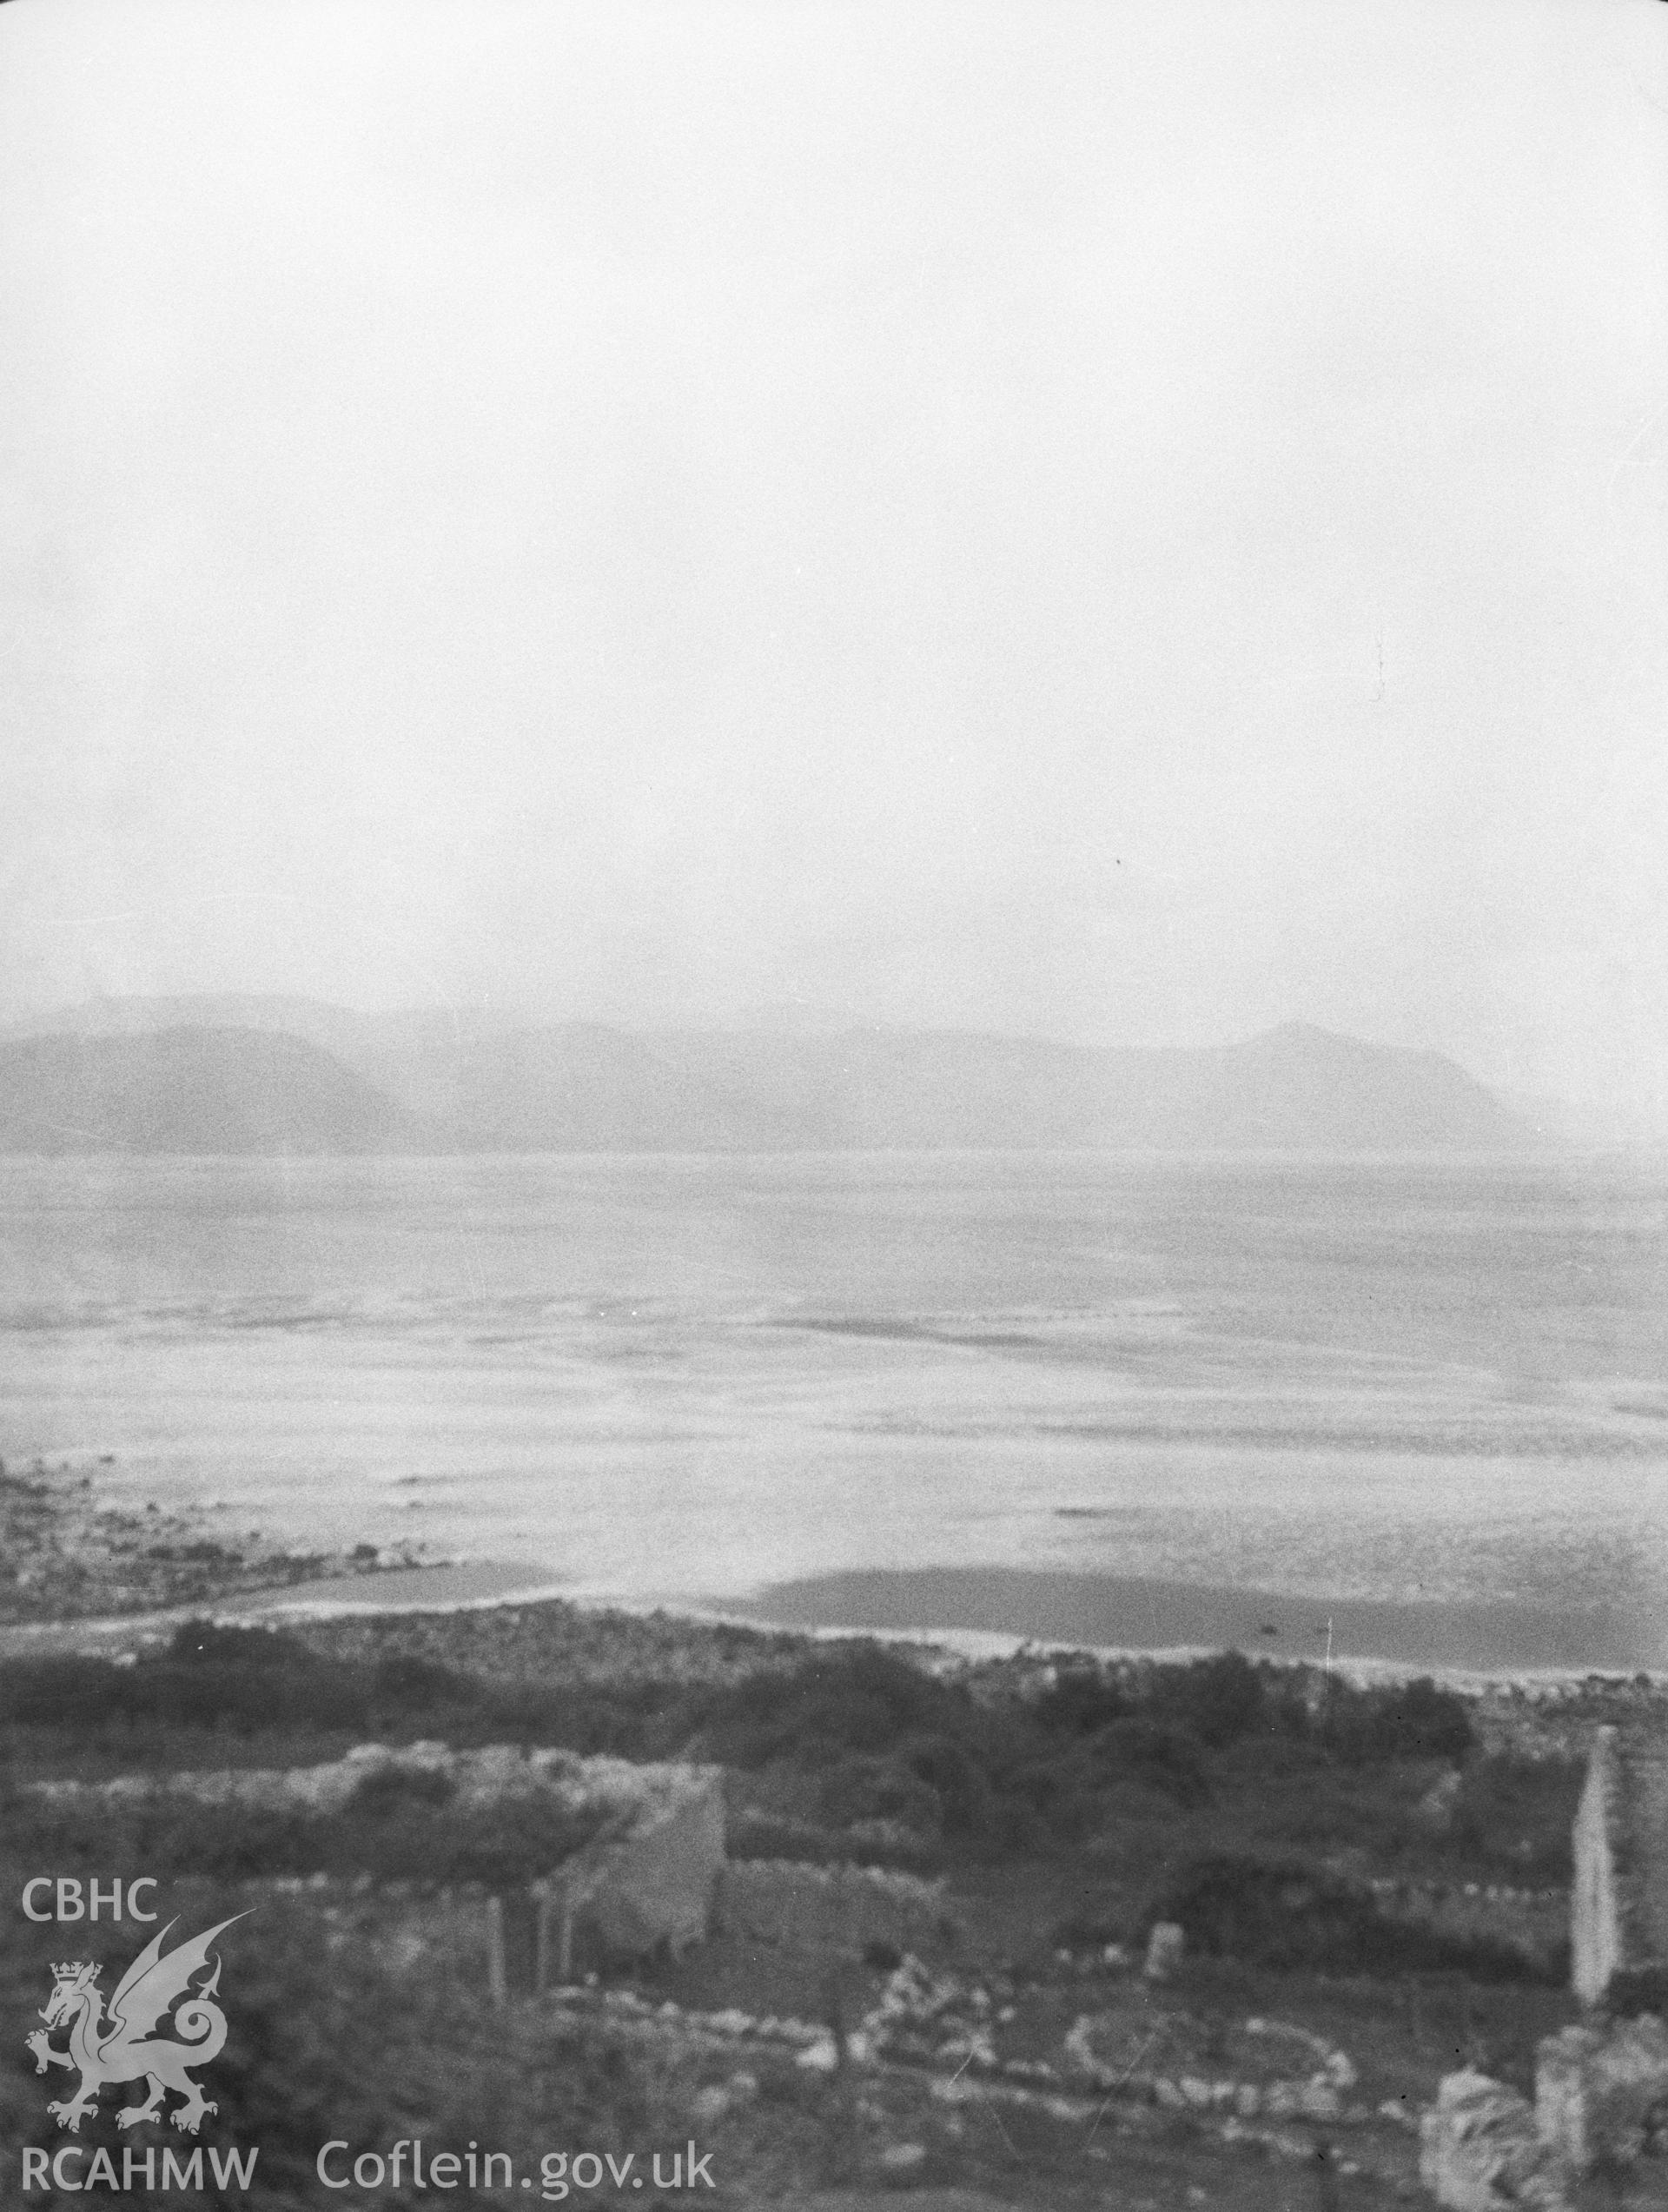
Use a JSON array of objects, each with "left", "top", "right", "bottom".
[
  {"left": 1152, "top": 1852, "right": 1546, "bottom": 1981},
  {"left": 1033, "top": 1667, "right": 1129, "bottom": 1736},
  {"left": 1148, "top": 1652, "right": 1265, "bottom": 1750},
  {"left": 1322, "top": 1677, "right": 1473, "bottom": 1764},
  {"left": 995, "top": 1752, "right": 1096, "bottom": 1836},
  {"left": 374, "top": 1651, "right": 475, "bottom": 1706},
  {"left": 168, "top": 1619, "right": 304, "bottom": 1668},
  {"left": 897, "top": 1732, "right": 996, "bottom": 1839},
  {"left": 1446, "top": 1754, "right": 1580, "bottom": 1883},
  {"left": 2, "top": 1778, "right": 606, "bottom": 1889},
  {"left": 1, "top": 1657, "right": 126, "bottom": 1730},
  {"left": 1086, "top": 1717, "right": 1211, "bottom": 1806},
  {"left": 816, "top": 1753, "right": 943, "bottom": 1838},
  {"left": 1049, "top": 1910, "right": 1125, "bottom": 1953},
  {"left": 351, "top": 1763, "right": 457, "bottom": 1814},
  {"left": 0, "top": 1632, "right": 698, "bottom": 1766},
  {"left": 0, "top": 1634, "right": 376, "bottom": 1738},
  {"left": 694, "top": 1646, "right": 959, "bottom": 1770}
]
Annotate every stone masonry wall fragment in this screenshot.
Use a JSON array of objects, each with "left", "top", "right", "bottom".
[{"left": 714, "top": 1858, "right": 950, "bottom": 1957}]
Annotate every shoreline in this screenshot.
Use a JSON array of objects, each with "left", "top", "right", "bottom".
[
  {"left": 0, "top": 1453, "right": 440, "bottom": 1631},
  {"left": 6, "top": 1549, "right": 1665, "bottom": 1700},
  {"left": 725, "top": 1564, "right": 1666, "bottom": 1681},
  {"left": 5, "top": 1455, "right": 1661, "bottom": 1692}
]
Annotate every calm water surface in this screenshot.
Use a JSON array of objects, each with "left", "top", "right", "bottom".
[{"left": 1, "top": 1152, "right": 1664, "bottom": 1635}]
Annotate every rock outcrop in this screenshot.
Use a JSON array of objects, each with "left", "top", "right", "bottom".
[{"left": 1143, "top": 1921, "right": 1185, "bottom": 1981}]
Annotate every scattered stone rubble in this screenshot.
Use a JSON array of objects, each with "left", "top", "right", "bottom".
[
  {"left": 1419, "top": 2071, "right": 1568, "bottom": 2212},
  {"left": 539, "top": 1982, "right": 832, "bottom": 2057},
  {"left": 1370, "top": 1878, "right": 1565, "bottom": 1911},
  {"left": 1065, "top": 2006, "right": 1360, "bottom": 2124},
  {"left": 1420, "top": 2014, "right": 1668, "bottom": 2209},
  {"left": 854, "top": 1956, "right": 998, "bottom": 2075},
  {"left": 1536, "top": 2014, "right": 1668, "bottom": 2176},
  {"left": 538, "top": 1954, "right": 1382, "bottom": 2176}
]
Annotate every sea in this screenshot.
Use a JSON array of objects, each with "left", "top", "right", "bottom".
[{"left": 1, "top": 1152, "right": 1665, "bottom": 1667}]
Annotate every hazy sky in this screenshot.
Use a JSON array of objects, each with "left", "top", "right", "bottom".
[{"left": 3, "top": 0, "right": 1665, "bottom": 1109}]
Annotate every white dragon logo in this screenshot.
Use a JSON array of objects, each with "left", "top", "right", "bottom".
[{"left": 25, "top": 1915, "right": 247, "bottom": 2136}]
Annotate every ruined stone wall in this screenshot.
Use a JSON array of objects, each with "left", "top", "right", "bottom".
[
  {"left": 565, "top": 1772, "right": 726, "bottom": 1960},
  {"left": 1366, "top": 1878, "right": 1567, "bottom": 1977},
  {"left": 1572, "top": 1728, "right": 1622, "bottom": 2008},
  {"left": 1572, "top": 1725, "right": 1668, "bottom": 2009},
  {"left": 26, "top": 1741, "right": 712, "bottom": 1825}
]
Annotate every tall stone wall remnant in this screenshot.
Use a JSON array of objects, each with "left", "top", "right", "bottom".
[{"left": 1572, "top": 1725, "right": 1668, "bottom": 2010}]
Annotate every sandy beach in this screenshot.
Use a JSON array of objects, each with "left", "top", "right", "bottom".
[
  {"left": 5, "top": 1437, "right": 1662, "bottom": 1685},
  {"left": 731, "top": 1564, "right": 1666, "bottom": 1677}
]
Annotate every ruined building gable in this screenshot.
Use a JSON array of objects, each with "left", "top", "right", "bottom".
[{"left": 1572, "top": 1725, "right": 1668, "bottom": 2009}]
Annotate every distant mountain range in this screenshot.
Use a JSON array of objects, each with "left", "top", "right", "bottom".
[
  {"left": 0, "top": 997, "right": 1545, "bottom": 1155},
  {"left": 0, "top": 1026, "right": 425, "bottom": 1156}
]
